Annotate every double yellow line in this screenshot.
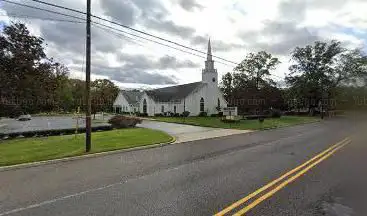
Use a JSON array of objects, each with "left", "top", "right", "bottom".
[{"left": 214, "top": 137, "right": 351, "bottom": 216}]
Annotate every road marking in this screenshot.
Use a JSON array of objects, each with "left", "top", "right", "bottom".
[
  {"left": 214, "top": 137, "right": 350, "bottom": 216},
  {"left": 233, "top": 140, "right": 350, "bottom": 215}
]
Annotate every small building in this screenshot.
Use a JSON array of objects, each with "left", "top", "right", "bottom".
[
  {"left": 113, "top": 39, "right": 227, "bottom": 116},
  {"left": 113, "top": 90, "right": 143, "bottom": 114}
]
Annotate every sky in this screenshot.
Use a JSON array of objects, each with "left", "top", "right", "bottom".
[{"left": 0, "top": 0, "right": 366, "bottom": 89}]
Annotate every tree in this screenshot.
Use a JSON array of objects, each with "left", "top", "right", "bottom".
[
  {"left": 220, "top": 72, "right": 233, "bottom": 100},
  {"left": 220, "top": 51, "right": 282, "bottom": 114},
  {"left": 286, "top": 40, "right": 367, "bottom": 115},
  {"left": 0, "top": 22, "right": 51, "bottom": 115},
  {"left": 234, "top": 51, "right": 281, "bottom": 88},
  {"left": 91, "top": 79, "right": 119, "bottom": 117}
]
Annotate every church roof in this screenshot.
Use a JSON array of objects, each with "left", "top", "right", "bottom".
[
  {"left": 121, "top": 90, "right": 143, "bottom": 105},
  {"left": 146, "top": 82, "right": 206, "bottom": 102}
]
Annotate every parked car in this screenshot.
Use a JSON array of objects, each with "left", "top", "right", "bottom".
[{"left": 18, "top": 114, "right": 32, "bottom": 121}]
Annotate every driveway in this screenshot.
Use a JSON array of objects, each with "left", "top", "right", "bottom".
[{"left": 138, "top": 120, "right": 251, "bottom": 143}]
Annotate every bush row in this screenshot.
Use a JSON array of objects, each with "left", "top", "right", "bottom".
[
  {"left": 0, "top": 125, "right": 113, "bottom": 140},
  {"left": 152, "top": 111, "right": 191, "bottom": 117},
  {"left": 108, "top": 115, "right": 142, "bottom": 129}
]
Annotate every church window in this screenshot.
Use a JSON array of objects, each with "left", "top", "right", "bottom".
[
  {"left": 200, "top": 97, "right": 204, "bottom": 112},
  {"left": 143, "top": 99, "right": 147, "bottom": 114},
  {"left": 161, "top": 105, "right": 164, "bottom": 113}
]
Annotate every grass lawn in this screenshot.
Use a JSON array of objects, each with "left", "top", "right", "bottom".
[
  {"left": 0, "top": 128, "right": 173, "bottom": 166},
  {"left": 153, "top": 116, "right": 319, "bottom": 130}
]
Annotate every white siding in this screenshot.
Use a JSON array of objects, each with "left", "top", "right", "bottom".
[
  {"left": 138, "top": 85, "right": 227, "bottom": 116},
  {"left": 139, "top": 93, "right": 183, "bottom": 116},
  {"left": 184, "top": 85, "right": 227, "bottom": 116},
  {"left": 113, "top": 92, "right": 140, "bottom": 113}
]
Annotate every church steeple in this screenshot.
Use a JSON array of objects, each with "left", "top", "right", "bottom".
[
  {"left": 203, "top": 38, "right": 215, "bottom": 72},
  {"left": 202, "top": 38, "right": 218, "bottom": 85},
  {"left": 207, "top": 38, "right": 212, "bottom": 61}
]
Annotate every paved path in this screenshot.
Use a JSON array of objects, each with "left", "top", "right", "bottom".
[
  {"left": 0, "top": 118, "right": 365, "bottom": 216},
  {"left": 138, "top": 120, "right": 251, "bottom": 143}
]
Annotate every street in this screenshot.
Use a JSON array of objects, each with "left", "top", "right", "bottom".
[{"left": 0, "top": 117, "right": 366, "bottom": 216}]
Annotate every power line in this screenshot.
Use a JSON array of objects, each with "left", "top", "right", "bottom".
[
  {"left": 1, "top": 0, "right": 285, "bottom": 79},
  {"left": 1, "top": 0, "right": 85, "bottom": 21},
  {"left": 0, "top": 0, "right": 235, "bottom": 67},
  {"left": 0, "top": 14, "right": 84, "bottom": 23},
  {"left": 91, "top": 22, "right": 235, "bottom": 67},
  {"left": 24, "top": 0, "right": 239, "bottom": 65}
]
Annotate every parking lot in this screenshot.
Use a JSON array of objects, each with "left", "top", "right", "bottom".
[{"left": 0, "top": 115, "right": 109, "bottom": 134}]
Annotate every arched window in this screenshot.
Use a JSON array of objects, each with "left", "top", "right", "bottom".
[
  {"left": 200, "top": 97, "right": 204, "bottom": 112},
  {"left": 143, "top": 99, "right": 147, "bottom": 114},
  {"left": 161, "top": 105, "right": 164, "bottom": 113},
  {"left": 174, "top": 106, "right": 177, "bottom": 113},
  {"left": 217, "top": 98, "right": 221, "bottom": 108}
]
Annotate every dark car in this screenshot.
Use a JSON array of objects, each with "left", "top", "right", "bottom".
[{"left": 18, "top": 114, "right": 32, "bottom": 121}]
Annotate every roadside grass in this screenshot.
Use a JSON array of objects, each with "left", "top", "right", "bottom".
[
  {"left": 0, "top": 128, "right": 173, "bottom": 167},
  {"left": 152, "top": 116, "right": 319, "bottom": 130}
]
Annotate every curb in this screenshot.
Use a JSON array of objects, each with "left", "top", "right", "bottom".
[{"left": 0, "top": 136, "right": 176, "bottom": 172}]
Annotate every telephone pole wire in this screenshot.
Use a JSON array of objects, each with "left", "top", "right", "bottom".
[{"left": 85, "top": 0, "right": 92, "bottom": 152}]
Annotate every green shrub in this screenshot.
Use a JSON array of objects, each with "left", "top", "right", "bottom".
[
  {"left": 137, "top": 112, "right": 148, "bottom": 117},
  {"left": 108, "top": 115, "right": 142, "bottom": 128},
  {"left": 271, "top": 109, "right": 282, "bottom": 118},
  {"left": 198, "top": 112, "right": 207, "bottom": 117},
  {"left": 210, "top": 114, "right": 218, "bottom": 117},
  {"left": 154, "top": 113, "right": 164, "bottom": 117},
  {"left": 220, "top": 118, "right": 240, "bottom": 123},
  {"left": 181, "top": 111, "right": 190, "bottom": 117},
  {"left": 173, "top": 113, "right": 180, "bottom": 117},
  {"left": 218, "top": 112, "right": 223, "bottom": 117}
]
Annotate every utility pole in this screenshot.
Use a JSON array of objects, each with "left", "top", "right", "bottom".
[{"left": 85, "top": 0, "right": 92, "bottom": 152}]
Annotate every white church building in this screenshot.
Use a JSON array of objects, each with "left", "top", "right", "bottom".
[{"left": 113, "top": 39, "right": 227, "bottom": 116}]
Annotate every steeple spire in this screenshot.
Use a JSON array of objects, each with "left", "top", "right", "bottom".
[
  {"left": 207, "top": 38, "right": 212, "bottom": 61},
  {"left": 202, "top": 37, "right": 218, "bottom": 85}
]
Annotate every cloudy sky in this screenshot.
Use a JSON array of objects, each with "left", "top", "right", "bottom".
[{"left": 1, "top": 0, "right": 366, "bottom": 89}]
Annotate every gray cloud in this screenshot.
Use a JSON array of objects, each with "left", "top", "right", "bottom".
[
  {"left": 278, "top": 0, "right": 308, "bottom": 23},
  {"left": 93, "top": 65, "right": 178, "bottom": 85},
  {"left": 99, "top": 0, "right": 197, "bottom": 39},
  {"left": 144, "top": 18, "right": 196, "bottom": 38},
  {"left": 190, "top": 35, "right": 244, "bottom": 52},
  {"left": 64, "top": 53, "right": 201, "bottom": 85},
  {"left": 100, "top": 0, "right": 136, "bottom": 26},
  {"left": 278, "top": 0, "right": 366, "bottom": 23},
  {"left": 238, "top": 21, "right": 321, "bottom": 55},
  {"left": 157, "top": 55, "right": 200, "bottom": 69},
  {"left": 119, "top": 54, "right": 200, "bottom": 70},
  {"left": 2, "top": 0, "right": 126, "bottom": 55},
  {"left": 178, "top": 0, "right": 204, "bottom": 11}
]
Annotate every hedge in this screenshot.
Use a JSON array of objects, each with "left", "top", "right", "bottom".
[{"left": 0, "top": 125, "right": 113, "bottom": 140}]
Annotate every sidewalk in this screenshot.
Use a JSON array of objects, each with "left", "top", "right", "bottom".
[
  {"left": 174, "top": 128, "right": 252, "bottom": 143},
  {"left": 138, "top": 120, "right": 252, "bottom": 143}
]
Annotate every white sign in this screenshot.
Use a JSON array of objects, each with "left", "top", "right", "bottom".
[{"left": 222, "top": 107, "right": 238, "bottom": 116}]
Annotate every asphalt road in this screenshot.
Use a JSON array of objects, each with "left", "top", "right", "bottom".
[{"left": 0, "top": 117, "right": 365, "bottom": 216}]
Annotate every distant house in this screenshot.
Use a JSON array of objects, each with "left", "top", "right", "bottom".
[
  {"left": 113, "top": 39, "right": 227, "bottom": 116},
  {"left": 113, "top": 90, "right": 143, "bottom": 113}
]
